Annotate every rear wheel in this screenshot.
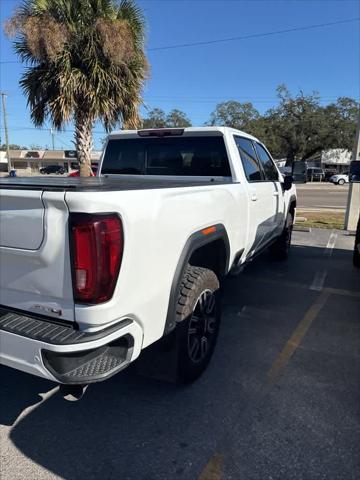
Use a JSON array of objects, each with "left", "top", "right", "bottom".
[
  {"left": 174, "top": 266, "right": 221, "bottom": 383},
  {"left": 338, "top": 179, "right": 345, "bottom": 185},
  {"left": 269, "top": 212, "right": 294, "bottom": 260}
]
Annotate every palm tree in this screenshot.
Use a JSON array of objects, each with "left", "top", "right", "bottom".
[{"left": 5, "top": 0, "right": 148, "bottom": 176}]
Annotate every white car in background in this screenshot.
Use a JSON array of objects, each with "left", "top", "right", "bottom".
[{"left": 329, "top": 173, "right": 349, "bottom": 185}]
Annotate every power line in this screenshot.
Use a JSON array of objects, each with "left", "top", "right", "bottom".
[
  {"left": 54, "top": 134, "right": 74, "bottom": 149},
  {"left": 0, "top": 91, "right": 345, "bottom": 101},
  {"left": 0, "top": 125, "right": 106, "bottom": 134},
  {"left": 148, "top": 18, "right": 360, "bottom": 51},
  {"left": 144, "top": 97, "right": 343, "bottom": 104},
  {"left": 1, "top": 0, "right": 355, "bottom": 1},
  {"left": 0, "top": 17, "right": 358, "bottom": 65},
  {"left": 147, "top": 95, "right": 342, "bottom": 99}
]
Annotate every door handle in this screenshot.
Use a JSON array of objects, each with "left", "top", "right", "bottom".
[{"left": 250, "top": 193, "right": 258, "bottom": 201}]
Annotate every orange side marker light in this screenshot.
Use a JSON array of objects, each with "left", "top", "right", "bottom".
[{"left": 201, "top": 226, "right": 217, "bottom": 236}]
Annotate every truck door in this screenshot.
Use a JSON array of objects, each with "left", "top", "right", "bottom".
[
  {"left": 234, "top": 136, "right": 278, "bottom": 255},
  {"left": 253, "top": 141, "right": 285, "bottom": 238}
]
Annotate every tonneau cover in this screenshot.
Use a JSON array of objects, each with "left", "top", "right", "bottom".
[{"left": 0, "top": 176, "right": 232, "bottom": 192}]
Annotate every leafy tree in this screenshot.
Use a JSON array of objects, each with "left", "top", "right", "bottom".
[
  {"left": 207, "top": 100, "right": 285, "bottom": 158},
  {"left": 323, "top": 97, "right": 359, "bottom": 152},
  {"left": 5, "top": 0, "right": 148, "bottom": 176},
  {"left": 142, "top": 108, "right": 191, "bottom": 128},
  {"left": 0, "top": 144, "right": 27, "bottom": 150},
  {"left": 142, "top": 108, "right": 167, "bottom": 128},
  {"left": 246, "top": 116, "right": 286, "bottom": 160},
  {"left": 208, "top": 101, "right": 260, "bottom": 130},
  {"left": 265, "top": 86, "right": 359, "bottom": 165},
  {"left": 206, "top": 87, "right": 359, "bottom": 163},
  {"left": 166, "top": 109, "right": 191, "bottom": 128}
]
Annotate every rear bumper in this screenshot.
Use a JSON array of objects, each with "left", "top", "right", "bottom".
[{"left": 0, "top": 309, "right": 143, "bottom": 384}]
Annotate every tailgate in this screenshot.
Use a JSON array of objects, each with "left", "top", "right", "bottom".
[
  {"left": 0, "top": 190, "right": 45, "bottom": 249},
  {"left": 0, "top": 189, "right": 75, "bottom": 322}
]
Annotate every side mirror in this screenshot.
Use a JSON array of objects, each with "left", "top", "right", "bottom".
[{"left": 283, "top": 174, "right": 293, "bottom": 191}]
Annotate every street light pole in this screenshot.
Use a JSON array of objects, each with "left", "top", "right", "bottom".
[
  {"left": 344, "top": 112, "right": 360, "bottom": 231},
  {"left": 50, "top": 128, "right": 55, "bottom": 150},
  {"left": 1, "top": 92, "right": 11, "bottom": 173},
  {"left": 352, "top": 113, "right": 360, "bottom": 163}
]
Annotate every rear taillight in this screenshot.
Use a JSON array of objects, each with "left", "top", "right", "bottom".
[{"left": 70, "top": 213, "right": 123, "bottom": 304}]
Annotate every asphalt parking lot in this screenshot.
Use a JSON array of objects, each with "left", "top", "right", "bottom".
[{"left": 1, "top": 228, "right": 359, "bottom": 480}]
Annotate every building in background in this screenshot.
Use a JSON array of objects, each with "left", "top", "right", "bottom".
[
  {"left": 274, "top": 149, "right": 352, "bottom": 175},
  {"left": 0, "top": 152, "right": 8, "bottom": 171},
  {"left": 320, "top": 149, "right": 352, "bottom": 173},
  {"left": 0, "top": 149, "right": 102, "bottom": 174},
  {"left": 1, "top": 147, "right": 352, "bottom": 176},
  {"left": 307, "top": 149, "right": 351, "bottom": 173}
]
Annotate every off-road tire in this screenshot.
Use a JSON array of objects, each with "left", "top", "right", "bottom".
[
  {"left": 174, "top": 266, "right": 221, "bottom": 383},
  {"left": 269, "top": 212, "right": 294, "bottom": 260}
]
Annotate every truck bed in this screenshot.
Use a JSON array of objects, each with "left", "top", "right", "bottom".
[{"left": 0, "top": 176, "right": 232, "bottom": 192}]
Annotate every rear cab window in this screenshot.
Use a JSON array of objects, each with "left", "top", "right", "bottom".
[{"left": 101, "top": 136, "right": 232, "bottom": 177}]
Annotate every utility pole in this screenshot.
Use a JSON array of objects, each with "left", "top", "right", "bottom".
[
  {"left": 344, "top": 112, "right": 360, "bottom": 231},
  {"left": 50, "top": 128, "right": 55, "bottom": 150},
  {"left": 352, "top": 113, "right": 360, "bottom": 163},
  {"left": 1, "top": 92, "right": 11, "bottom": 173}
]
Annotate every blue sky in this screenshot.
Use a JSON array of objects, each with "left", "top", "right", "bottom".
[{"left": 0, "top": 0, "right": 359, "bottom": 150}]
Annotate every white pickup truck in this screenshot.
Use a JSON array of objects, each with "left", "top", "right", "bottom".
[{"left": 0, "top": 127, "right": 296, "bottom": 397}]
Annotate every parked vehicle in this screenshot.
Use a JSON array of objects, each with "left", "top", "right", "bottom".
[
  {"left": 329, "top": 173, "right": 349, "bottom": 185},
  {"left": 68, "top": 166, "right": 98, "bottom": 177},
  {"left": 40, "top": 165, "right": 65, "bottom": 175},
  {"left": 0, "top": 127, "right": 296, "bottom": 398},
  {"left": 307, "top": 167, "right": 325, "bottom": 182},
  {"left": 324, "top": 169, "right": 338, "bottom": 181},
  {"left": 292, "top": 160, "right": 307, "bottom": 183}
]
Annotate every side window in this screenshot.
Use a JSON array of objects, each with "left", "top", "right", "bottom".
[
  {"left": 254, "top": 143, "right": 279, "bottom": 181},
  {"left": 234, "top": 136, "right": 262, "bottom": 182}
]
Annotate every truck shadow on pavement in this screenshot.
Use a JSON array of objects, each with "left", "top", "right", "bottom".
[
  {"left": 0, "top": 367, "right": 53, "bottom": 426},
  {"left": 3, "top": 241, "right": 360, "bottom": 480}
]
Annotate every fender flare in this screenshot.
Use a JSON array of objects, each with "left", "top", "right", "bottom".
[{"left": 163, "top": 224, "right": 230, "bottom": 335}]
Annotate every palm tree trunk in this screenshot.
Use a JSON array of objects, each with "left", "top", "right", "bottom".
[{"left": 75, "top": 111, "right": 93, "bottom": 177}]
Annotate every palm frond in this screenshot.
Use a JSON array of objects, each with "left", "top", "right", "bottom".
[{"left": 5, "top": 0, "right": 148, "bottom": 173}]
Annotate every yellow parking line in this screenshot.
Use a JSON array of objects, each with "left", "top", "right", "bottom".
[
  {"left": 198, "top": 276, "right": 359, "bottom": 477},
  {"left": 267, "top": 291, "right": 330, "bottom": 385},
  {"left": 198, "top": 452, "right": 223, "bottom": 480}
]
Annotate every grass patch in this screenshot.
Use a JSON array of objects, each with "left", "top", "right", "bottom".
[{"left": 296, "top": 211, "right": 344, "bottom": 230}]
